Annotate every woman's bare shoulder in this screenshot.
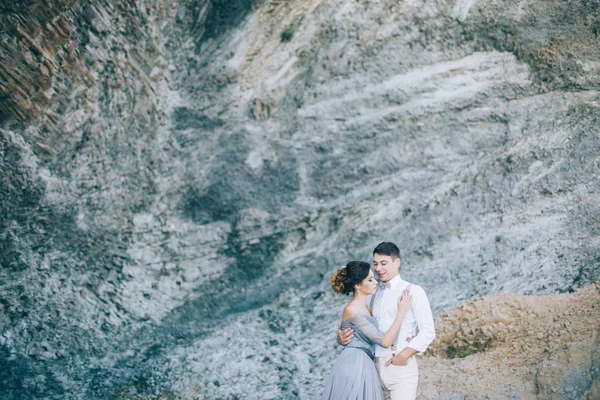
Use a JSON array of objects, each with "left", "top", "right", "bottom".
[{"left": 342, "top": 304, "right": 359, "bottom": 320}]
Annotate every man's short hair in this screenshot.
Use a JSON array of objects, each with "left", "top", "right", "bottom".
[{"left": 373, "top": 242, "right": 401, "bottom": 259}]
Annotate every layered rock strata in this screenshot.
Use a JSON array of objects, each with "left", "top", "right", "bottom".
[{"left": 1, "top": 0, "right": 599, "bottom": 398}]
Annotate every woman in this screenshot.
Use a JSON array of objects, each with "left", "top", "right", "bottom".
[{"left": 322, "top": 261, "right": 412, "bottom": 400}]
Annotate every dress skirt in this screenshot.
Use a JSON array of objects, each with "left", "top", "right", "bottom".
[{"left": 322, "top": 348, "right": 384, "bottom": 400}]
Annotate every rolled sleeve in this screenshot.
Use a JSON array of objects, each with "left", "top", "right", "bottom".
[{"left": 407, "top": 285, "right": 436, "bottom": 354}]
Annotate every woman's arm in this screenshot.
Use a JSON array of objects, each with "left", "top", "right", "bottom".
[
  {"left": 380, "top": 288, "right": 412, "bottom": 348},
  {"left": 353, "top": 289, "right": 412, "bottom": 348}
]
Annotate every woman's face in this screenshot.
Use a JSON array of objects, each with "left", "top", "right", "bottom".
[{"left": 357, "top": 269, "right": 377, "bottom": 295}]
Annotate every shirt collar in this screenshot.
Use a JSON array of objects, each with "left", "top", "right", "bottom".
[{"left": 388, "top": 275, "right": 402, "bottom": 289}]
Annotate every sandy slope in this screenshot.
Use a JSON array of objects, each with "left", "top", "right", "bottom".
[{"left": 419, "top": 280, "right": 600, "bottom": 399}]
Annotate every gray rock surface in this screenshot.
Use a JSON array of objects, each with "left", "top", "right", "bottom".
[{"left": 1, "top": 0, "right": 599, "bottom": 398}]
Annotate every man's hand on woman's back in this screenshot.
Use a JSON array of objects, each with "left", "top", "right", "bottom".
[{"left": 336, "top": 322, "right": 354, "bottom": 345}]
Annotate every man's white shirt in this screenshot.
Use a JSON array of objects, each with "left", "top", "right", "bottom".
[{"left": 367, "top": 275, "right": 436, "bottom": 359}]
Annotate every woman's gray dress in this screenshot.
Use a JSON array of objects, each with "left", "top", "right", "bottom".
[{"left": 322, "top": 312, "right": 385, "bottom": 400}]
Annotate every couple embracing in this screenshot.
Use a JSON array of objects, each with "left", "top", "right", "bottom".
[{"left": 322, "top": 242, "right": 436, "bottom": 400}]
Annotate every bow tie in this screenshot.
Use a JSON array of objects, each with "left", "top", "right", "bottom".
[{"left": 378, "top": 281, "right": 391, "bottom": 289}]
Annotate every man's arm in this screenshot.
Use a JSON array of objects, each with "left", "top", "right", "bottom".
[
  {"left": 336, "top": 322, "right": 354, "bottom": 345},
  {"left": 386, "top": 285, "right": 435, "bottom": 366}
]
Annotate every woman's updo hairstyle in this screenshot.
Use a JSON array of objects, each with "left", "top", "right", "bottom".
[{"left": 331, "top": 261, "right": 371, "bottom": 295}]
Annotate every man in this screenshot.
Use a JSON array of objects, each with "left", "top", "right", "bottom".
[{"left": 337, "top": 242, "right": 435, "bottom": 400}]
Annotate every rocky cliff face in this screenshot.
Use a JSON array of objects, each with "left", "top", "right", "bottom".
[
  {"left": 1, "top": 0, "right": 599, "bottom": 398},
  {"left": 178, "top": 279, "right": 600, "bottom": 400}
]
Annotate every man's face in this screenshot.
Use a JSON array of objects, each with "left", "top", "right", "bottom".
[{"left": 373, "top": 253, "right": 400, "bottom": 282}]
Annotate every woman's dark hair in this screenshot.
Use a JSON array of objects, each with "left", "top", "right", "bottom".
[
  {"left": 373, "top": 241, "right": 401, "bottom": 259},
  {"left": 331, "top": 261, "right": 371, "bottom": 295}
]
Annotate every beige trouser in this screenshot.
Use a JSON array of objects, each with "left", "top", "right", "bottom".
[{"left": 375, "top": 356, "right": 419, "bottom": 400}]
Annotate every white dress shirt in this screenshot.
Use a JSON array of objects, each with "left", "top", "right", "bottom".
[{"left": 368, "top": 275, "right": 436, "bottom": 358}]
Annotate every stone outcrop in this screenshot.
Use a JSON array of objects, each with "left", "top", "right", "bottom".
[
  {"left": 1, "top": 0, "right": 599, "bottom": 398},
  {"left": 420, "top": 279, "right": 600, "bottom": 399},
  {"left": 148, "top": 278, "right": 599, "bottom": 400}
]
